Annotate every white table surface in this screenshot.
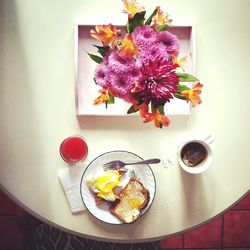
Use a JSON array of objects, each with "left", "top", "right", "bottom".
[{"left": 0, "top": 0, "right": 250, "bottom": 243}]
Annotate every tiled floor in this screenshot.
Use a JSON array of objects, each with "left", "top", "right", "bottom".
[
  {"left": 0, "top": 190, "right": 250, "bottom": 250},
  {"left": 160, "top": 193, "right": 250, "bottom": 249}
]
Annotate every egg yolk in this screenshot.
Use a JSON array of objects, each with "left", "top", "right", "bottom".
[{"left": 91, "top": 170, "right": 122, "bottom": 201}]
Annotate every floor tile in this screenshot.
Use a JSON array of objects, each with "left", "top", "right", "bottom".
[
  {"left": 231, "top": 193, "right": 250, "bottom": 210},
  {"left": 160, "top": 234, "right": 183, "bottom": 249},
  {"left": 0, "top": 190, "right": 23, "bottom": 215},
  {"left": 224, "top": 210, "right": 250, "bottom": 247},
  {"left": 184, "top": 216, "right": 222, "bottom": 248},
  {"left": 225, "top": 248, "right": 250, "bottom": 250},
  {"left": 0, "top": 216, "right": 24, "bottom": 250}
]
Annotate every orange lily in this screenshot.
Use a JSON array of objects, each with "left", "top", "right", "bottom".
[
  {"left": 90, "top": 24, "right": 120, "bottom": 47},
  {"left": 152, "top": 6, "right": 172, "bottom": 28},
  {"left": 119, "top": 34, "right": 139, "bottom": 57},
  {"left": 93, "top": 89, "right": 110, "bottom": 105},
  {"left": 172, "top": 55, "right": 188, "bottom": 71},
  {"left": 139, "top": 105, "right": 171, "bottom": 128},
  {"left": 180, "top": 82, "right": 203, "bottom": 107},
  {"left": 122, "top": 0, "right": 145, "bottom": 19}
]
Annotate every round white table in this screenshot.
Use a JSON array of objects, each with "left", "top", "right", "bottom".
[{"left": 1, "top": 0, "right": 250, "bottom": 242}]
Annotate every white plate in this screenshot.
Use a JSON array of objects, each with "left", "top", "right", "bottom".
[{"left": 80, "top": 150, "right": 156, "bottom": 224}]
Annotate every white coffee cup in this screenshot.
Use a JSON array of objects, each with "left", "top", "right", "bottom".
[{"left": 177, "top": 134, "right": 214, "bottom": 174}]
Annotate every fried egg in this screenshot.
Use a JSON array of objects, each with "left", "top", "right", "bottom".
[{"left": 86, "top": 169, "right": 123, "bottom": 202}]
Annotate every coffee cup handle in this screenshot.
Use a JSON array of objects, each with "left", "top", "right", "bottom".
[{"left": 203, "top": 134, "right": 215, "bottom": 144}]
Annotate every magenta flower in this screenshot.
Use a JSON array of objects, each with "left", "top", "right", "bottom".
[
  {"left": 132, "top": 59, "right": 179, "bottom": 106},
  {"left": 158, "top": 30, "right": 180, "bottom": 55}
]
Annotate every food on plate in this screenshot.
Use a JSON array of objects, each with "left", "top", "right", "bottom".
[
  {"left": 110, "top": 177, "right": 150, "bottom": 223},
  {"left": 86, "top": 169, "right": 125, "bottom": 202}
]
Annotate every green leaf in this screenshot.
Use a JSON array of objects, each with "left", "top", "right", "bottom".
[
  {"left": 107, "top": 93, "right": 114, "bottom": 104},
  {"left": 174, "top": 93, "right": 187, "bottom": 100},
  {"left": 87, "top": 53, "right": 103, "bottom": 64},
  {"left": 156, "top": 24, "right": 169, "bottom": 32},
  {"left": 93, "top": 45, "right": 110, "bottom": 57},
  {"left": 158, "top": 105, "right": 165, "bottom": 115},
  {"left": 145, "top": 8, "right": 157, "bottom": 25},
  {"left": 177, "top": 84, "right": 190, "bottom": 92},
  {"left": 125, "top": 22, "right": 129, "bottom": 33},
  {"left": 177, "top": 72, "right": 199, "bottom": 82},
  {"left": 127, "top": 104, "right": 138, "bottom": 114},
  {"left": 128, "top": 11, "right": 146, "bottom": 33}
]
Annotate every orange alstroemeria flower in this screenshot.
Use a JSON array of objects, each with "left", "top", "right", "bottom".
[
  {"left": 90, "top": 24, "right": 120, "bottom": 47},
  {"left": 139, "top": 104, "right": 171, "bottom": 128},
  {"left": 172, "top": 55, "right": 188, "bottom": 71},
  {"left": 152, "top": 6, "right": 172, "bottom": 28},
  {"left": 119, "top": 35, "right": 139, "bottom": 58},
  {"left": 181, "top": 82, "right": 203, "bottom": 107},
  {"left": 93, "top": 89, "right": 110, "bottom": 105},
  {"left": 122, "top": 0, "right": 145, "bottom": 19}
]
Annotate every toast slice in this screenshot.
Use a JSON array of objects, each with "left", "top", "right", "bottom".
[{"left": 110, "top": 177, "right": 150, "bottom": 223}]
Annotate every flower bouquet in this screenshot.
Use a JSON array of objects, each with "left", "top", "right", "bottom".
[{"left": 88, "top": 0, "right": 203, "bottom": 128}]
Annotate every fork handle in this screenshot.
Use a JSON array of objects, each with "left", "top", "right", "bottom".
[{"left": 127, "top": 158, "right": 161, "bottom": 165}]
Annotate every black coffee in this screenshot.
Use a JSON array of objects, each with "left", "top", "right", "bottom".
[{"left": 181, "top": 142, "right": 207, "bottom": 167}]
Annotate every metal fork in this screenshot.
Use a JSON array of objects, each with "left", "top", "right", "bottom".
[{"left": 103, "top": 158, "right": 161, "bottom": 170}]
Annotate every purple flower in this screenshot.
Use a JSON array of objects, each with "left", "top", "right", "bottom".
[
  {"left": 94, "top": 63, "right": 109, "bottom": 88},
  {"left": 107, "top": 73, "right": 135, "bottom": 101},
  {"left": 139, "top": 43, "right": 169, "bottom": 64},
  {"left": 157, "top": 31, "right": 180, "bottom": 55},
  {"left": 107, "top": 50, "right": 135, "bottom": 74},
  {"left": 132, "top": 25, "right": 158, "bottom": 49},
  {"left": 94, "top": 49, "right": 141, "bottom": 101}
]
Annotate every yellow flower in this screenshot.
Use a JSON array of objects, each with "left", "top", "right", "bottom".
[
  {"left": 119, "top": 35, "right": 139, "bottom": 57},
  {"left": 122, "top": 0, "right": 145, "bottom": 19},
  {"left": 93, "top": 89, "right": 110, "bottom": 105},
  {"left": 152, "top": 6, "right": 172, "bottom": 28},
  {"left": 180, "top": 82, "right": 203, "bottom": 107},
  {"left": 90, "top": 24, "right": 120, "bottom": 47}
]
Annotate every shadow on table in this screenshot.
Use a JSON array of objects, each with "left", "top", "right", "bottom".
[
  {"left": 179, "top": 169, "right": 210, "bottom": 225},
  {"left": 0, "top": 1, "right": 46, "bottom": 186},
  {"left": 77, "top": 115, "right": 191, "bottom": 131}
]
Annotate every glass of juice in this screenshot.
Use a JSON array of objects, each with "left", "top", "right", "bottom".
[{"left": 59, "top": 135, "right": 88, "bottom": 164}]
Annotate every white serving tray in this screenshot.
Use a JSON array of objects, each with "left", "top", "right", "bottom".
[{"left": 75, "top": 23, "right": 196, "bottom": 116}]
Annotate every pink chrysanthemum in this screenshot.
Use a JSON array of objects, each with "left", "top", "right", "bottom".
[
  {"left": 94, "top": 63, "right": 109, "bottom": 88},
  {"left": 132, "top": 59, "right": 179, "bottom": 106},
  {"left": 157, "top": 30, "right": 180, "bottom": 55},
  {"left": 107, "top": 73, "right": 135, "bottom": 101},
  {"left": 94, "top": 50, "right": 140, "bottom": 101},
  {"left": 139, "top": 43, "right": 169, "bottom": 64},
  {"left": 107, "top": 50, "right": 135, "bottom": 74},
  {"left": 132, "top": 25, "right": 158, "bottom": 49}
]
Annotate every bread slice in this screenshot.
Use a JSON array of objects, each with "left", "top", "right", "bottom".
[{"left": 110, "top": 177, "right": 150, "bottom": 223}]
